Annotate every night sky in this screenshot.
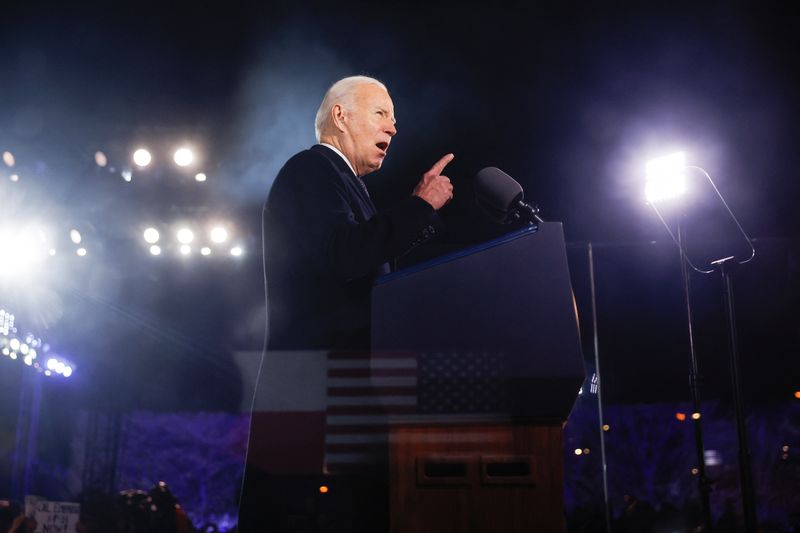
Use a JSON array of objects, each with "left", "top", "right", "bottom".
[{"left": 1, "top": 1, "right": 799, "bottom": 411}]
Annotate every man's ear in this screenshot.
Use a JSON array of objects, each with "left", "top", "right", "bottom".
[{"left": 331, "top": 104, "right": 348, "bottom": 133}]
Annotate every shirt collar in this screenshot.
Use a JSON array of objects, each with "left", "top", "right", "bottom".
[{"left": 318, "top": 143, "right": 357, "bottom": 177}]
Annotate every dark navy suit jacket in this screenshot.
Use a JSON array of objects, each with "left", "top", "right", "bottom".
[{"left": 263, "top": 144, "right": 439, "bottom": 350}]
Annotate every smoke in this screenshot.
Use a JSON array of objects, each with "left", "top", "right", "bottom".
[{"left": 224, "top": 31, "right": 352, "bottom": 204}]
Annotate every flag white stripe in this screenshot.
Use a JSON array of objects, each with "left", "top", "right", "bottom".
[{"left": 325, "top": 452, "right": 386, "bottom": 464}]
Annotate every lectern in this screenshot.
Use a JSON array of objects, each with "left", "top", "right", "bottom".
[{"left": 372, "top": 222, "right": 584, "bottom": 533}]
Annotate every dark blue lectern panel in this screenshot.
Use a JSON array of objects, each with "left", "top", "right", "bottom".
[{"left": 372, "top": 222, "right": 584, "bottom": 421}]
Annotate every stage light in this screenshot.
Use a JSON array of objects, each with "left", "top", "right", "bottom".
[
  {"left": 318, "top": 486, "right": 329, "bottom": 494},
  {"left": 10, "top": 338, "right": 20, "bottom": 351},
  {"left": 691, "top": 412, "right": 701, "bottom": 420},
  {"left": 0, "top": 228, "right": 47, "bottom": 279},
  {"left": 133, "top": 148, "right": 152, "bottom": 167},
  {"left": 173, "top": 147, "right": 194, "bottom": 167},
  {"left": 10, "top": 174, "right": 19, "bottom": 182},
  {"left": 23, "top": 356, "right": 32, "bottom": 366},
  {"left": 47, "top": 358, "right": 57, "bottom": 370},
  {"left": 200, "top": 247, "right": 211, "bottom": 256},
  {"left": 70, "top": 229, "right": 82, "bottom": 244},
  {"left": 143, "top": 227, "right": 160, "bottom": 244},
  {"left": 230, "top": 246, "right": 243, "bottom": 257},
  {"left": 95, "top": 151, "right": 108, "bottom": 167},
  {"left": 19, "top": 343, "right": 28, "bottom": 355},
  {"left": 691, "top": 468, "right": 699, "bottom": 476},
  {"left": 3, "top": 151, "right": 15, "bottom": 167},
  {"left": 1, "top": 347, "right": 8, "bottom": 356},
  {"left": 675, "top": 412, "right": 686, "bottom": 421},
  {"left": 645, "top": 151, "right": 686, "bottom": 203},
  {"left": 121, "top": 169, "right": 133, "bottom": 182},
  {"left": 602, "top": 424, "right": 610, "bottom": 431},
  {"left": 55, "top": 361, "right": 65, "bottom": 374},
  {"left": 180, "top": 244, "right": 191, "bottom": 255},
  {"left": 44, "top": 370, "right": 51, "bottom": 376},
  {"left": 149, "top": 245, "right": 161, "bottom": 256},
  {"left": 195, "top": 173, "right": 207, "bottom": 182},
  {"left": 63, "top": 366, "right": 73, "bottom": 378},
  {"left": 76, "top": 247, "right": 87, "bottom": 257},
  {"left": 9, "top": 352, "right": 16, "bottom": 360},
  {"left": 176, "top": 228, "right": 194, "bottom": 244},
  {"left": 794, "top": 391, "right": 800, "bottom": 399},
  {"left": 210, "top": 227, "right": 228, "bottom": 243},
  {"left": 574, "top": 448, "right": 583, "bottom": 456}
]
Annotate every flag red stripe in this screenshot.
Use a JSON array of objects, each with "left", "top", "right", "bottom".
[
  {"left": 327, "top": 405, "right": 417, "bottom": 415},
  {"left": 327, "top": 386, "right": 417, "bottom": 396},
  {"left": 328, "top": 367, "right": 417, "bottom": 378}
]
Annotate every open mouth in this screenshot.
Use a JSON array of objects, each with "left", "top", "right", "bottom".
[{"left": 376, "top": 141, "right": 389, "bottom": 153}]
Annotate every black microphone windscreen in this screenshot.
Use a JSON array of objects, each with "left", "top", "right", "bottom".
[{"left": 474, "top": 167, "right": 524, "bottom": 222}]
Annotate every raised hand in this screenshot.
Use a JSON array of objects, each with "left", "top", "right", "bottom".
[{"left": 413, "top": 153, "right": 455, "bottom": 210}]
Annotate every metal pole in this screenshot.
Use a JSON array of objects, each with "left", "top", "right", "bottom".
[
  {"left": 677, "top": 219, "right": 714, "bottom": 533},
  {"left": 588, "top": 243, "right": 612, "bottom": 533},
  {"left": 716, "top": 258, "right": 758, "bottom": 532}
]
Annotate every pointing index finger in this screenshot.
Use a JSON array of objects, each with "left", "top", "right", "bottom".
[{"left": 428, "top": 153, "right": 455, "bottom": 176}]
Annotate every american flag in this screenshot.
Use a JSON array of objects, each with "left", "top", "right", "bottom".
[
  {"left": 324, "top": 350, "right": 417, "bottom": 472},
  {"left": 324, "top": 350, "right": 508, "bottom": 472}
]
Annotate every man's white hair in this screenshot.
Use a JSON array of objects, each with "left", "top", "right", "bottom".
[{"left": 314, "top": 75, "right": 387, "bottom": 142}]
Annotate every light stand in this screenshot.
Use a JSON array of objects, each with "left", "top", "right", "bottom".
[
  {"left": 712, "top": 256, "right": 758, "bottom": 533},
  {"left": 647, "top": 154, "right": 757, "bottom": 533},
  {"left": 677, "top": 218, "right": 714, "bottom": 533}
]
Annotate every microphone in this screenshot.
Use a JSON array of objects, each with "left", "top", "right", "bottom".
[{"left": 474, "top": 167, "right": 544, "bottom": 225}]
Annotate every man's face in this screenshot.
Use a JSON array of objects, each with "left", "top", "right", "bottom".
[{"left": 341, "top": 84, "right": 397, "bottom": 177}]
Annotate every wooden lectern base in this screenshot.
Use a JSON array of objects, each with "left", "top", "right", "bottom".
[{"left": 389, "top": 422, "right": 564, "bottom": 533}]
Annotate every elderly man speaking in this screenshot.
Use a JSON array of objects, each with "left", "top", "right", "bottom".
[{"left": 263, "top": 75, "right": 454, "bottom": 351}]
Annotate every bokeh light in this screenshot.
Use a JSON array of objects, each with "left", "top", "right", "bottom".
[
  {"left": 176, "top": 228, "right": 194, "bottom": 244},
  {"left": 174, "top": 147, "right": 194, "bottom": 167},
  {"left": 133, "top": 148, "right": 152, "bottom": 167},
  {"left": 143, "top": 227, "right": 160, "bottom": 244},
  {"left": 210, "top": 227, "right": 228, "bottom": 243}
]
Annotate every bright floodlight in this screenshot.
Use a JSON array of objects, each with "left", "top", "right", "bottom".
[
  {"left": 63, "top": 366, "right": 73, "bottom": 378},
  {"left": 3, "top": 151, "right": 15, "bottom": 167},
  {"left": 70, "top": 229, "right": 82, "bottom": 244},
  {"left": 210, "top": 226, "right": 228, "bottom": 243},
  {"left": 76, "top": 247, "right": 87, "bottom": 257},
  {"left": 143, "top": 227, "right": 160, "bottom": 244},
  {"left": 173, "top": 147, "right": 194, "bottom": 167},
  {"left": 122, "top": 169, "right": 133, "bottom": 182},
  {"left": 645, "top": 152, "right": 687, "bottom": 203},
  {"left": 230, "top": 246, "right": 243, "bottom": 257},
  {"left": 10, "top": 174, "right": 19, "bottom": 182},
  {"left": 0, "top": 228, "right": 48, "bottom": 279},
  {"left": 200, "top": 247, "right": 211, "bottom": 256},
  {"left": 133, "top": 148, "right": 152, "bottom": 167},
  {"left": 94, "top": 151, "right": 108, "bottom": 167},
  {"left": 176, "top": 228, "right": 194, "bottom": 244},
  {"left": 149, "top": 245, "right": 161, "bottom": 256},
  {"left": 195, "top": 173, "right": 207, "bottom": 182},
  {"left": 179, "top": 244, "right": 191, "bottom": 255}
]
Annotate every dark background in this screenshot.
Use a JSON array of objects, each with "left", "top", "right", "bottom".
[{"left": 1, "top": 0, "right": 798, "bottom": 415}]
